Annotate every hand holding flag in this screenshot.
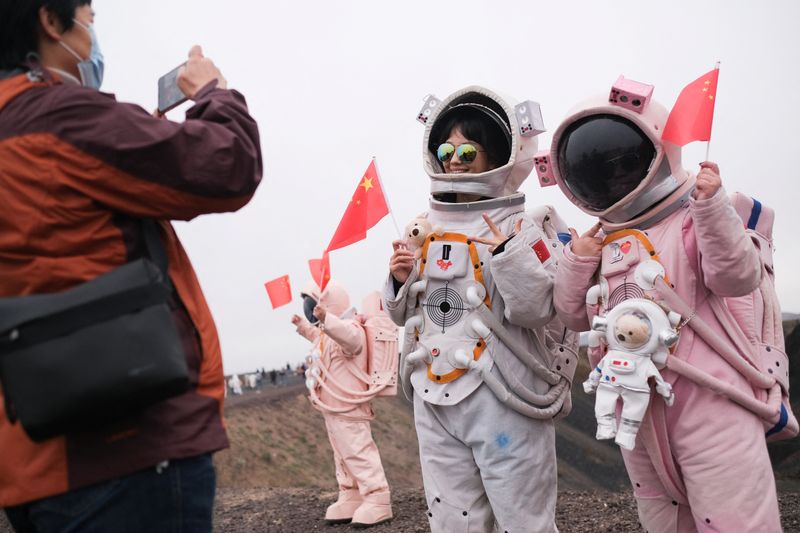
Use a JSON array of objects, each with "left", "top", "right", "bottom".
[{"left": 694, "top": 161, "right": 722, "bottom": 201}]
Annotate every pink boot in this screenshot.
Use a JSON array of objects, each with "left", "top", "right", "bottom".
[
  {"left": 351, "top": 491, "right": 393, "bottom": 528},
  {"left": 325, "top": 489, "right": 363, "bottom": 524}
]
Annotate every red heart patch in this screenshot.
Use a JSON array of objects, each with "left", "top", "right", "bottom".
[{"left": 620, "top": 241, "right": 632, "bottom": 254}]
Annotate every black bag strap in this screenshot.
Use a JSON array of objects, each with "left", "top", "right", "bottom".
[{"left": 140, "top": 219, "right": 173, "bottom": 292}]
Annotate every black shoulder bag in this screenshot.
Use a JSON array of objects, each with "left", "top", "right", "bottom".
[{"left": 0, "top": 220, "right": 190, "bottom": 441}]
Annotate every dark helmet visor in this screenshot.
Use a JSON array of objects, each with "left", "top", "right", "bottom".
[
  {"left": 303, "top": 294, "right": 319, "bottom": 324},
  {"left": 557, "top": 114, "right": 656, "bottom": 211}
]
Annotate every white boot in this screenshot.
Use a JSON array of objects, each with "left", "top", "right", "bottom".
[
  {"left": 596, "top": 421, "right": 617, "bottom": 440},
  {"left": 615, "top": 430, "right": 637, "bottom": 451},
  {"left": 351, "top": 491, "right": 393, "bottom": 528},
  {"left": 325, "top": 489, "right": 363, "bottom": 524}
]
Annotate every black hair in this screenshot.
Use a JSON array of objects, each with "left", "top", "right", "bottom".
[
  {"left": 0, "top": 0, "right": 92, "bottom": 70},
  {"left": 429, "top": 106, "right": 512, "bottom": 169}
]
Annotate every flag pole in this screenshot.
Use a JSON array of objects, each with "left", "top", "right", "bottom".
[
  {"left": 371, "top": 156, "right": 403, "bottom": 240},
  {"left": 705, "top": 60, "right": 721, "bottom": 161},
  {"left": 319, "top": 250, "right": 329, "bottom": 292},
  {"left": 320, "top": 254, "right": 327, "bottom": 291}
]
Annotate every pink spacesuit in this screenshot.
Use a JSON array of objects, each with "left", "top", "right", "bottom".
[
  {"left": 293, "top": 280, "right": 392, "bottom": 527},
  {"left": 543, "top": 77, "right": 786, "bottom": 531}
]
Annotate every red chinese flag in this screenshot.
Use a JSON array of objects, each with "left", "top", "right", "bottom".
[
  {"left": 308, "top": 251, "right": 331, "bottom": 292},
  {"left": 264, "top": 275, "right": 292, "bottom": 309},
  {"left": 326, "top": 160, "right": 390, "bottom": 252},
  {"left": 661, "top": 68, "right": 720, "bottom": 146}
]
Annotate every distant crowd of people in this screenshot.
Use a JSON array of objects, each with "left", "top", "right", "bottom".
[{"left": 225, "top": 362, "right": 308, "bottom": 396}]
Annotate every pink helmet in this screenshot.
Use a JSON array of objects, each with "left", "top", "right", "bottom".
[
  {"left": 536, "top": 76, "right": 693, "bottom": 230},
  {"left": 304, "top": 279, "right": 350, "bottom": 315}
]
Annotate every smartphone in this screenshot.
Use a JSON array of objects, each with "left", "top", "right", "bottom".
[{"left": 157, "top": 62, "right": 188, "bottom": 114}]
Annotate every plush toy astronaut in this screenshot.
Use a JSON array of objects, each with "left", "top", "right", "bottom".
[
  {"left": 385, "top": 86, "right": 576, "bottom": 533},
  {"left": 583, "top": 298, "right": 678, "bottom": 450}
]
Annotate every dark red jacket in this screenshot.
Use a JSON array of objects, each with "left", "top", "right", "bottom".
[{"left": 0, "top": 70, "right": 262, "bottom": 506}]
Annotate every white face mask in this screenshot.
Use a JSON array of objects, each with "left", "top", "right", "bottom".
[{"left": 58, "top": 19, "right": 104, "bottom": 89}]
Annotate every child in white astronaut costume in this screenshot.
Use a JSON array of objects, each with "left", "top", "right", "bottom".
[
  {"left": 291, "top": 280, "right": 392, "bottom": 527},
  {"left": 385, "top": 87, "right": 576, "bottom": 533},
  {"left": 583, "top": 299, "right": 678, "bottom": 450}
]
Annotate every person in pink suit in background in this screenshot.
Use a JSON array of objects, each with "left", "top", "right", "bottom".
[
  {"left": 291, "top": 280, "right": 392, "bottom": 527},
  {"left": 541, "top": 77, "right": 785, "bottom": 531}
]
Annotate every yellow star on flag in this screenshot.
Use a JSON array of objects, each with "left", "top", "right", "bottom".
[{"left": 360, "top": 176, "right": 374, "bottom": 192}]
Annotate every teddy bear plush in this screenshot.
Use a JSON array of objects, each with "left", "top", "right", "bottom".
[
  {"left": 614, "top": 313, "right": 650, "bottom": 346},
  {"left": 583, "top": 299, "right": 677, "bottom": 450},
  {"left": 403, "top": 215, "right": 433, "bottom": 259}
]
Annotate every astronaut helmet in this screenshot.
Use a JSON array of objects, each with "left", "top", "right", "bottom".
[
  {"left": 541, "top": 76, "right": 693, "bottom": 230},
  {"left": 599, "top": 298, "right": 679, "bottom": 356},
  {"left": 420, "top": 86, "right": 544, "bottom": 201},
  {"left": 301, "top": 279, "right": 351, "bottom": 324}
]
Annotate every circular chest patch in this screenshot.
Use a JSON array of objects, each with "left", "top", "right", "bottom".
[
  {"left": 423, "top": 285, "right": 466, "bottom": 331},
  {"left": 608, "top": 283, "right": 645, "bottom": 310}
]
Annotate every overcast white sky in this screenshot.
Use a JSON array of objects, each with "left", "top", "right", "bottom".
[{"left": 97, "top": 0, "right": 800, "bottom": 374}]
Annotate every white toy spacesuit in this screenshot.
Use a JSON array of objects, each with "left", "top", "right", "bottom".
[
  {"left": 293, "top": 281, "right": 393, "bottom": 527},
  {"left": 385, "top": 86, "right": 577, "bottom": 533},
  {"left": 544, "top": 76, "right": 788, "bottom": 532},
  {"left": 583, "top": 299, "right": 679, "bottom": 450}
]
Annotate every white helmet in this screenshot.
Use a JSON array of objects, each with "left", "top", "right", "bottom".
[{"left": 420, "top": 85, "right": 545, "bottom": 199}]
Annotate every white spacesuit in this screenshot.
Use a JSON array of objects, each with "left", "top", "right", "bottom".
[
  {"left": 583, "top": 299, "right": 679, "bottom": 450},
  {"left": 385, "top": 86, "right": 576, "bottom": 533}
]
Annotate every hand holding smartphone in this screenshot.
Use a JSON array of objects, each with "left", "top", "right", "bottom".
[{"left": 157, "top": 46, "right": 227, "bottom": 116}]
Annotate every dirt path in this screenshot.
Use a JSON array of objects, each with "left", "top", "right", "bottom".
[{"left": 2, "top": 489, "right": 797, "bottom": 532}]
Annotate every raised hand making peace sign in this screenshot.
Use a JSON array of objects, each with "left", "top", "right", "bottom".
[
  {"left": 469, "top": 213, "right": 524, "bottom": 253},
  {"left": 568, "top": 222, "right": 604, "bottom": 258}
]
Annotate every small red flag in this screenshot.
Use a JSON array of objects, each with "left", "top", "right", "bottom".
[
  {"left": 308, "top": 251, "right": 331, "bottom": 292},
  {"left": 327, "top": 160, "right": 390, "bottom": 252},
  {"left": 264, "top": 275, "right": 292, "bottom": 309},
  {"left": 661, "top": 67, "right": 720, "bottom": 146}
]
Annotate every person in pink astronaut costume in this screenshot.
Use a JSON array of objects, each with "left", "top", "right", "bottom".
[
  {"left": 291, "top": 280, "right": 392, "bottom": 527},
  {"left": 544, "top": 77, "right": 783, "bottom": 531}
]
